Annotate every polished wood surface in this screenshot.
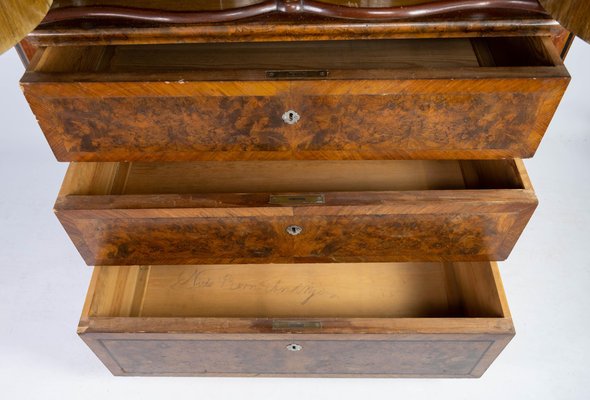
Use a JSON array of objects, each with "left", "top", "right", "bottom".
[
  {"left": 41, "top": 0, "right": 547, "bottom": 25},
  {"left": 29, "top": 0, "right": 558, "bottom": 46},
  {"left": 540, "top": 0, "right": 590, "bottom": 43},
  {"left": 53, "top": 0, "right": 266, "bottom": 9},
  {"left": 29, "top": 18, "right": 560, "bottom": 47},
  {"left": 21, "top": 37, "right": 569, "bottom": 162},
  {"left": 54, "top": 160, "right": 537, "bottom": 265},
  {"left": 79, "top": 261, "right": 514, "bottom": 377},
  {"left": 0, "top": 0, "right": 52, "bottom": 54},
  {"left": 49, "top": 0, "right": 546, "bottom": 13}
]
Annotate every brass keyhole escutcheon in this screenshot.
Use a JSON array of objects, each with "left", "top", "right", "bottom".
[
  {"left": 282, "top": 110, "right": 300, "bottom": 125},
  {"left": 287, "top": 344, "right": 303, "bottom": 352},
  {"left": 286, "top": 225, "right": 303, "bottom": 236}
]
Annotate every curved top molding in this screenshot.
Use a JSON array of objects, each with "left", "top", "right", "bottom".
[{"left": 41, "top": 0, "right": 548, "bottom": 25}]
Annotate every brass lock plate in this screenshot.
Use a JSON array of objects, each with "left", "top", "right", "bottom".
[
  {"left": 269, "top": 194, "right": 325, "bottom": 206},
  {"left": 266, "top": 70, "right": 329, "bottom": 79}
]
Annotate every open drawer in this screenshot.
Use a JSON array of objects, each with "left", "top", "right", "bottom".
[
  {"left": 22, "top": 36, "right": 568, "bottom": 161},
  {"left": 55, "top": 159, "right": 537, "bottom": 265},
  {"left": 79, "top": 261, "right": 514, "bottom": 377}
]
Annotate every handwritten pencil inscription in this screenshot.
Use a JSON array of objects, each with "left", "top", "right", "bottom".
[{"left": 170, "top": 268, "right": 339, "bottom": 305}]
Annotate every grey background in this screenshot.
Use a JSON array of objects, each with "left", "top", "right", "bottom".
[{"left": 0, "top": 39, "right": 589, "bottom": 399}]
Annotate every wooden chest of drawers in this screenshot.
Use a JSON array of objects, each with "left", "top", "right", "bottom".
[{"left": 9, "top": 0, "right": 589, "bottom": 378}]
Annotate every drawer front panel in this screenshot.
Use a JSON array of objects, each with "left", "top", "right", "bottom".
[
  {"left": 23, "top": 78, "right": 566, "bottom": 161},
  {"left": 60, "top": 216, "right": 293, "bottom": 265},
  {"left": 57, "top": 200, "right": 535, "bottom": 265},
  {"left": 24, "top": 91, "right": 291, "bottom": 159},
  {"left": 90, "top": 337, "right": 493, "bottom": 377},
  {"left": 290, "top": 87, "right": 554, "bottom": 157},
  {"left": 293, "top": 213, "right": 525, "bottom": 262}
]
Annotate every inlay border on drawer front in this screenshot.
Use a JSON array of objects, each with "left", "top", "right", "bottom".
[{"left": 92, "top": 338, "right": 496, "bottom": 376}]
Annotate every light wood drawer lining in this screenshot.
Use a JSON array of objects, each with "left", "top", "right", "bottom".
[
  {"left": 29, "top": 36, "right": 562, "bottom": 78},
  {"left": 86, "top": 262, "right": 505, "bottom": 319},
  {"left": 60, "top": 159, "right": 526, "bottom": 197}
]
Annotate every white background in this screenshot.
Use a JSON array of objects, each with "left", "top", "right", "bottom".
[{"left": 0, "top": 39, "right": 589, "bottom": 399}]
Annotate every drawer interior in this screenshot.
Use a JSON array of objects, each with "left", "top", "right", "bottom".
[
  {"left": 30, "top": 36, "right": 562, "bottom": 77},
  {"left": 61, "top": 160, "right": 526, "bottom": 196},
  {"left": 85, "top": 262, "right": 506, "bottom": 319}
]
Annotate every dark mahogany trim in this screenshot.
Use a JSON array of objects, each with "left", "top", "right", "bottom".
[
  {"left": 302, "top": 0, "right": 547, "bottom": 19},
  {"left": 41, "top": 0, "right": 548, "bottom": 25},
  {"left": 42, "top": 2, "right": 278, "bottom": 25}
]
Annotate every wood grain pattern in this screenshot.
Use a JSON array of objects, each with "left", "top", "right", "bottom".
[
  {"left": 28, "top": 20, "right": 561, "bottom": 47},
  {"left": 54, "top": 160, "right": 537, "bottom": 266},
  {"left": 87, "top": 263, "right": 505, "bottom": 318},
  {"left": 28, "top": 0, "right": 559, "bottom": 47},
  {"left": 52, "top": 0, "right": 265, "bottom": 10},
  {"left": 41, "top": 0, "right": 548, "bottom": 25},
  {"left": 81, "top": 336, "right": 509, "bottom": 377},
  {"left": 540, "top": 0, "right": 590, "bottom": 42},
  {"left": 21, "top": 37, "right": 569, "bottom": 161},
  {"left": 0, "top": 0, "right": 51, "bottom": 54},
  {"left": 78, "top": 262, "right": 514, "bottom": 377}
]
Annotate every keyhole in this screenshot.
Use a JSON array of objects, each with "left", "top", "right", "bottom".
[
  {"left": 286, "top": 225, "right": 303, "bottom": 236},
  {"left": 287, "top": 344, "right": 302, "bottom": 352},
  {"left": 282, "top": 110, "right": 300, "bottom": 125}
]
